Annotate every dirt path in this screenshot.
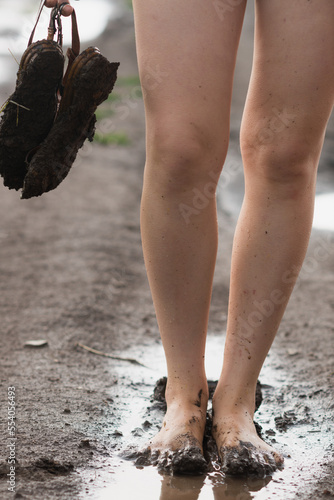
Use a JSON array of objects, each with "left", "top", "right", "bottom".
[{"left": 0, "top": 3, "right": 333, "bottom": 499}]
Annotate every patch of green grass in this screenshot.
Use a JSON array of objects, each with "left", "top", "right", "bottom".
[
  {"left": 117, "top": 75, "right": 141, "bottom": 87},
  {"left": 94, "top": 131, "right": 130, "bottom": 146},
  {"left": 95, "top": 108, "right": 115, "bottom": 120},
  {"left": 106, "top": 92, "right": 122, "bottom": 103},
  {"left": 124, "top": 0, "right": 133, "bottom": 10},
  {"left": 95, "top": 93, "right": 121, "bottom": 120}
]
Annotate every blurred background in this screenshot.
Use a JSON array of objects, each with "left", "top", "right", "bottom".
[{"left": 1, "top": 0, "right": 333, "bottom": 230}]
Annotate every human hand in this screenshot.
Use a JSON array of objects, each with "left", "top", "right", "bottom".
[{"left": 44, "top": 1, "right": 73, "bottom": 17}]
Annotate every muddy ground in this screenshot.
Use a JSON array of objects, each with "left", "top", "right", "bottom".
[{"left": 0, "top": 2, "right": 333, "bottom": 499}]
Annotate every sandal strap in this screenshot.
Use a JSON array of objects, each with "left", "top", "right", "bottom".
[
  {"left": 62, "top": 9, "right": 81, "bottom": 87},
  {"left": 28, "top": 1, "right": 80, "bottom": 59},
  {"left": 28, "top": 0, "right": 46, "bottom": 47},
  {"left": 59, "top": 3, "right": 80, "bottom": 57},
  {"left": 70, "top": 9, "right": 80, "bottom": 58}
]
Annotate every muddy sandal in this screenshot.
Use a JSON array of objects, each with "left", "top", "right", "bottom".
[
  {"left": 0, "top": 3, "right": 65, "bottom": 190},
  {"left": 21, "top": 4, "right": 119, "bottom": 199}
]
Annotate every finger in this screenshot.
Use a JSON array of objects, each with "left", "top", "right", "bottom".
[
  {"left": 44, "top": 0, "right": 74, "bottom": 16},
  {"left": 58, "top": 2, "right": 74, "bottom": 17}
]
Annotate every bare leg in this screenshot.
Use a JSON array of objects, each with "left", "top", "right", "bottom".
[
  {"left": 132, "top": 0, "right": 247, "bottom": 474},
  {"left": 213, "top": 0, "right": 334, "bottom": 476}
]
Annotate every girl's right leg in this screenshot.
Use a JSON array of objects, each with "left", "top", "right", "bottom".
[
  {"left": 132, "top": 0, "right": 247, "bottom": 473},
  {"left": 213, "top": 0, "right": 334, "bottom": 477}
]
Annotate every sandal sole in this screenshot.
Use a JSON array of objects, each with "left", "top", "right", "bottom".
[
  {"left": 22, "top": 49, "right": 119, "bottom": 198},
  {"left": 0, "top": 40, "right": 64, "bottom": 190}
]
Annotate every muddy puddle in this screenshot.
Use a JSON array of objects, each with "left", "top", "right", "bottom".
[{"left": 73, "top": 336, "right": 333, "bottom": 499}]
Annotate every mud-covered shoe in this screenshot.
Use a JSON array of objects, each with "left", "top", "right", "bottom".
[
  {"left": 0, "top": 36, "right": 64, "bottom": 190},
  {"left": 21, "top": 46, "right": 119, "bottom": 198}
]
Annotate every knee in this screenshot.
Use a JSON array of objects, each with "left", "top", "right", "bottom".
[
  {"left": 240, "top": 127, "right": 321, "bottom": 197},
  {"left": 146, "top": 121, "right": 228, "bottom": 193}
]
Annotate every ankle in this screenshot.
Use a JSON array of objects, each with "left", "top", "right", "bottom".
[
  {"left": 165, "top": 380, "right": 209, "bottom": 412},
  {"left": 212, "top": 382, "right": 256, "bottom": 417}
]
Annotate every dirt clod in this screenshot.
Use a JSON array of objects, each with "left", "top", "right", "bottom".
[
  {"left": 34, "top": 458, "right": 74, "bottom": 475},
  {"left": 274, "top": 411, "right": 297, "bottom": 431}
]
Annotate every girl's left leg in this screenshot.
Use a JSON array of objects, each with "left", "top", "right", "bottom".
[
  {"left": 213, "top": 0, "right": 334, "bottom": 476},
  {"left": 132, "top": 0, "right": 247, "bottom": 474}
]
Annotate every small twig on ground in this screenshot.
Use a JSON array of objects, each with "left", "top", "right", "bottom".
[{"left": 77, "top": 342, "right": 147, "bottom": 368}]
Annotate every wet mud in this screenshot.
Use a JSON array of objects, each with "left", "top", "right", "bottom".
[
  {"left": 218, "top": 441, "right": 281, "bottom": 477},
  {"left": 133, "top": 441, "right": 208, "bottom": 476},
  {"left": 124, "top": 377, "right": 270, "bottom": 477}
]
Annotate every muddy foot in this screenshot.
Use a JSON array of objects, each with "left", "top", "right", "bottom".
[
  {"left": 212, "top": 411, "right": 284, "bottom": 477},
  {"left": 219, "top": 440, "right": 281, "bottom": 477},
  {"left": 134, "top": 434, "right": 207, "bottom": 475},
  {"left": 128, "top": 382, "right": 209, "bottom": 475}
]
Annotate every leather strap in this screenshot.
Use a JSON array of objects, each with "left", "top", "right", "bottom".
[
  {"left": 62, "top": 9, "right": 80, "bottom": 87},
  {"left": 69, "top": 9, "right": 80, "bottom": 58},
  {"left": 28, "top": 1, "right": 80, "bottom": 58},
  {"left": 58, "top": 3, "right": 80, "bottom": 56},
  {"left": 28, "top": 0, "right": 46, "bottom": 47},
  {"left": 27, "top": 1, "right": 81, "bottom": 89}
]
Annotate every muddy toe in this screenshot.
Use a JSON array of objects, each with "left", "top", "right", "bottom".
[
  {"left": 220, "top": 441, "right": 281, "bottom": 477},
  {"left": 134, "top": 453, "right": 151, "bottom": 467},
  {"left": 150, "top": 449, "right": 160, "bottom": 466},
  {"left": 154, "top": 446, "right": 207, "bottom": 475},
  {"left": 171, "top": 446, "right": 207, "bottom": 475}
]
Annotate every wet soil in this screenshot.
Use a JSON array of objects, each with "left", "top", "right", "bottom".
[{"left": 0, "top": 2, "right": 333, "bottom": 499}]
